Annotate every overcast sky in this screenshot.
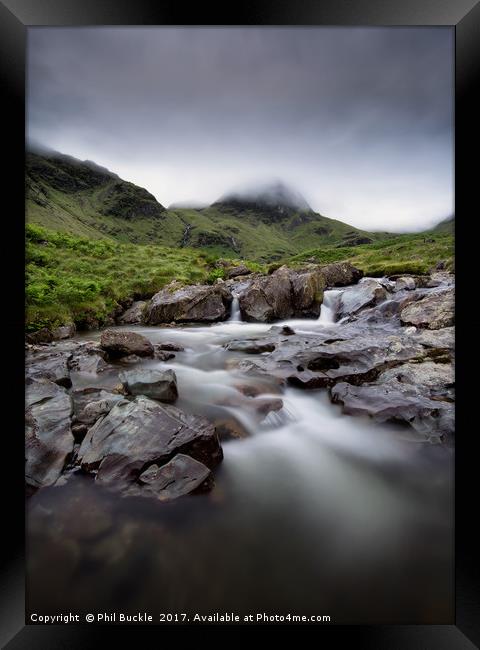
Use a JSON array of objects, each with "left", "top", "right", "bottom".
[{"left": 27, "top": 27, "right": 453, "bottom": 232}]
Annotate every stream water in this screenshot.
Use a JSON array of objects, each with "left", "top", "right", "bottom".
[{"left": 27, "top": 290, "right": 454, "bottom": 623}]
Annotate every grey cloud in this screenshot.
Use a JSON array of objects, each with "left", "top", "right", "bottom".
[{"left": 27, "top": 27, "right": 453, "bottom": 231}]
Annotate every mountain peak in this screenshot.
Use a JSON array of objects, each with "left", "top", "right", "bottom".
[{"left": 213, "top": 180, "right": 311, "bottom": 214}]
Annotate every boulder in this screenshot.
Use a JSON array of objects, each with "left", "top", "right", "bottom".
[
  {"left": 119, "top": 368, "right": 178, "bottom": 403},
  {"left": 72, "top": 387, "right": 125, "bottom": 426},
  {"left": 68, "top": 343, "right": 108, "bottom": 374},
  {"left": 393, "top": 276, "right": 416, "bottom": 292},
  {"left": 225, "top": 340, "right": 276, "bottom": 354},
  {"left": 52, "top": 323, "right": 76, "bottom": 340},
  {"left": 26, "top": 349, "right": 72, "bottom": 388},
  {"left": 117, "top": 301, "right": 147, "bottom": 325},
  {"left": 156, "top": 341, "right": 184, "bottom": 352},
  {"left": 25, "top": 378, "right": 74, "bottom": 489},
  {"left": 118, "top": 454, "right": 213, "bottom": 500},
  {"left": 100, "top": 329, "right": 154, "bottom": 358},
  {"left": 26, "top": 328, "right": 54, "bottom": 345},
  {"left": 239, "top": 266, "right": 325, "bottom": 322},
  {"left": 337, "top": 279, "right": 388, "bottom": 318},
  {"left": 144, "top": 283, "right": 232, "bottom": 324},
  {"left": 228, "top": 265, "right": 252, "bottom": 279},
  {"left": 400, "top": 288, "right": 454, "bottom": 330},
  {"left": 77, "top": 396, "right": 223, "bottom": 483},
  {"left": 331, "top": 367, "right": 454, "bottom": 441},
  {"left": 318, "top": 262, "right": 363, "bottom": 287}
]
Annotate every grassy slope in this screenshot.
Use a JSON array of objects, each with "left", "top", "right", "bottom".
[
  {"left": 27, "top": 151, "right": 391, "bottom": 260},
  {"left": 288, "top": 231, "right": 454, "bottom": 276},
  {"left": 26, "top": 224, "right": 213, "bottom": 331}
]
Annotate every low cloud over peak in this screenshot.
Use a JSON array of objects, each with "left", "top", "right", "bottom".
[{"left": 27, "top": 27, "right": 453, "bottom": 231}]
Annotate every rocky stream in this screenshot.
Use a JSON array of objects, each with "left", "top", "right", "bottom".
[{"left": 25, "top": 263, "right": 454, "bottom": 622}]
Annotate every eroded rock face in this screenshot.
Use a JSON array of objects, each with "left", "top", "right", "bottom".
[
  {"left": 25, "top": 378, "right": 74, "bottom": 489},
  {"left": 144, "top": 283, "right": 232, "bottom": 324},
  {"left": 337, "top": 279, "right": 388, "bottom": 319},
  {"left": 100, "top": 330, "right": 154, "bottom": 358},
  {"left": 331, "top": 361, "right": 454, "bottom": 442},
  {"left": 117, "top": 301, "right": 147, "bottom": 325},
  {"left": 239, "top": 266, "right": 325, "bottom": 322},
  {"left": 77, "top": 397, "right": 223, "bottom": 484},
  {"left": 318, "top": 262, "right": 363, "bottom": 287},
  {"left": 119, "top": 368, "right": 178, "bottom": 403},
  {"left": 118, "top": 454, "right": 213, "bottom": 501},
  {"left": 72, "top": 387, "right": 125, "bottom": 427},
  {"left": 400, "top": 288, "right": 454, "bottom": 330}
]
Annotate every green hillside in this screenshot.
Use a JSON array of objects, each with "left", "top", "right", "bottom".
[{"left": 26, "top": 150, "right": 389, "bottom": 261}]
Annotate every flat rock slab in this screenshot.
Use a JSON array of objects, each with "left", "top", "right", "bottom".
[
  {"left": 72, "top": 387, "right": 125, "bottom": 426},
  {"left": 119, "top": 368, "right": 178, "bottom": 402},
  {"left": 100, "top": 329, "right": 154, "bottom": 358},
  {"left": 118, "top": 454, "right": 213, "bottom": 501},
  {"left": 400, "top": 288, "right": 454, "bottom": 330},
  {"left": 77, "top": 396, "right": 223, "bottom": 484},
  {"left": 26, "top": 378, "right": 74, "bottom": 489},
  {"left": 331, "top": 377, "right": 454, "bottom": 441}
]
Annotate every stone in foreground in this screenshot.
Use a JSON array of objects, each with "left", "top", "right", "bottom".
[
  {"left": 119, "top": 368, "right": 178, "bottom": 402},
  {"left": 78, "top": 396, "right": 223, "bottom": 484},
  {"left": 26, "top": 378, "right": 74, "bottom": 489},
  {"left": 100, "top": 329, "right": 154, "bottom": 358},
  {"left": 121, "top": 454, "right": 213, "bottom": 500}
]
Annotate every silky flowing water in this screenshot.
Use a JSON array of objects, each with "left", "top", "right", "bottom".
[{"left": 27, "top": 290, "right": 454, "bottom": 623}]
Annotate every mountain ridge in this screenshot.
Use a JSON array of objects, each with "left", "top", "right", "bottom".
[{"left": 25, "top": 149, "right": 450, "bottom": 262}]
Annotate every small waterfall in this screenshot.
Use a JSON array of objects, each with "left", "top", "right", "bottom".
[
  {"left": 318, "top": 289, "right": 342, "bottom": 324},
  {"left": 229, "top": 296, "right": 241, "bottom": 322}
]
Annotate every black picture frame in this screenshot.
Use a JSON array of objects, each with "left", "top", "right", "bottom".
[{"left": 1, "top": 1, "right": 479, "bottom": 647}]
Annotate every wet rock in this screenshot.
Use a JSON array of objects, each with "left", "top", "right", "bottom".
[
  {"left": 68, "top": 343, "right": 108, "bottom": 374},
  {"left": 318, "top": 262, "right": 363, "bottom": 287},
  {"left": 119, "top": 368, "right": 178, "bottom": 403},
  {"left": 77, "top": 396, "right": 223, "bottom": 484},
  {"left": 72, "top": 387, "right": 125, "bottom": 426},
  {"left": 228, "top": 265, "right": 251, "bottom": 278},
  {"left": 26, "top": 349, "right": 72, "bottom": 388},
  {"left": 426, "top": 272, "right": 454, "bottom": 288},
  {"left": 25, "top": 378, "right": 74, "bottom": 489},
  {"left": 100, "top": 329, "right": 154, "bottom": 359},
  {"left": 120, "top": 454, "right": 213, "bottom": 501},
  {"left": 156, "top": 341, "right": 184, "bottom": 352},
  {"left": 252, "top": 397, "right": 283, "bottom": 416},
  {"left": 225, "top": 339, "right": 276, "bottom": 354},
  {"left": 394, "top": 276, "right": 416, "bottom": 292},
  {"left": 214, "top": 417, "right": 250, "bottom": 441},
  {"left": 239, "top": 266, "right": 325, "bottom": 322},
  {"left": 153, "top": 346, "right": 176, "bottom": 361},
  {"left": 52, "top": 323, "right": 76, "bottom": 340},
  {"left": 144, "top": 282, "right": 232, "bottom": 324},
  {"left": 331, "top": 373, "right": 454, "bottom": 441},
  {"left": 117, "top": 301, "right": 147, "bottom": 325},
  {"left": 400, "top": 288, "right": 454, "bottom": 330},
  {"left": 408, "top": 326, "right": 454, "bottom": 350},
  {"left": 238, "top": 326, "right": 430, "bottom": 390},
  {"left": 26, "top": 328, "right": 54, "bottom": 345},
  {"left": 378, "top": 361, "right": 454, "bottom": 402},
  {"left": 337, "top": 279, "right": 388, "bottom": 318}
]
